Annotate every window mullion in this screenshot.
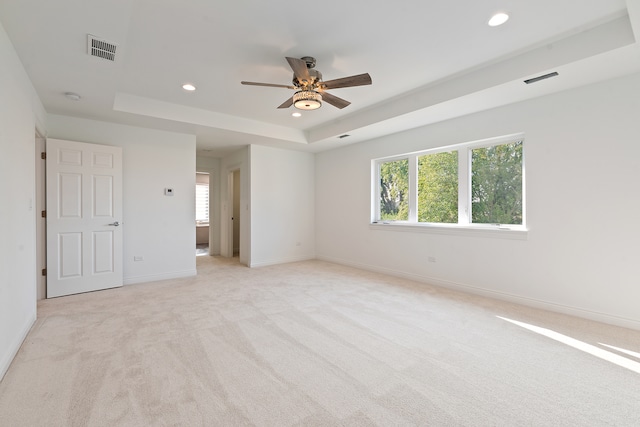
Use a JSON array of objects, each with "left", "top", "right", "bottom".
[
  {"left": 458, "top": 148, "right": 470, "bottom": 225},
  {"left": 408, "top": 155, "right": 418, "bottom": 222}
]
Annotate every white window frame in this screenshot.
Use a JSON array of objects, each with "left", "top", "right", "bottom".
[{"left": 371, "top": 133, "right": 527, "bottom": 239}]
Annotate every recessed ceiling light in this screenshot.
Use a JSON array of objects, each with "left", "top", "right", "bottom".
[
  {"left": 488, "top": 12, "right": 509, "bottom": 27},
  {"left": 291, "top": 112, "right": 302, "bottom": 117},
  {"left": 182, "top": 83, "right": 196, "bottom": 91},
  {"left": 64, "top": 92, "right": 81, "bottom": 101}
]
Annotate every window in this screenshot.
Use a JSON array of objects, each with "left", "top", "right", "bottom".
[
  {"left": 418, "top": 150, "right": 458, "bottom": 223},
  {"left": 379, "top": 158, "right": 409, "bottom": 221},
  {"left": 374, "top": 135, "right": 524, "bottom": 228},
  {"left": 471, "top": 141, "right": 523, "bottom": 225},
  {"left": 195, "top": 182, "right": 209, "bottom": 224}
]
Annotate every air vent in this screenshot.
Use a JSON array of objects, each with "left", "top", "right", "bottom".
[
  {"left": 87, "top": 35, "right": 117, "bottom": 61},
  {"left": 524, "top": 72, "right": 558, "bottom": 85}
]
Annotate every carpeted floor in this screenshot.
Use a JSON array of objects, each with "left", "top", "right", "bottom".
[
  {"left": 195, "top": 244, "right": 209, "bottom": 257},
  {"left": 1, "top": 256, "right": 640, "bottom": 426}
]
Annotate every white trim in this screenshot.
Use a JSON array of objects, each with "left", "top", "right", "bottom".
[
  {"left": 0, "top": 311, "right": 36, "bottom": 382},
  {"left": 123, "top": 269, "right": 197, "bottom": 285},
  {"left": 458, "top": 148, "right": 470, "bottom": 224},
  {"left": 408, "top": 156, "right": 417, "bottom": 222},
  {"left": 369, "top": 222, "right": 528, "bottom": 240},
  {"left": 249, "top": 254, "right": 316, "bottom": 268},
  {"left": 316, "top": 255, "right": 640, "bottom": 331}
]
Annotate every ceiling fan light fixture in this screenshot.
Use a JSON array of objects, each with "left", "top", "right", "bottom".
[{"left": 293, "top": 90, "right": 322, "bottom": 110}]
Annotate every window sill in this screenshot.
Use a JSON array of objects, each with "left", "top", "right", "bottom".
[
  {"left": 369, "top": 222, "right": 528, "bottom": 240},
  {"left": 196, "top": 223, "right": 210, "bottom": 227}
]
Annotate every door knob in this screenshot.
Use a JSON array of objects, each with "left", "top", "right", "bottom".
[{"left": 108, "top": 221, "right": 120, "bottom": 227}]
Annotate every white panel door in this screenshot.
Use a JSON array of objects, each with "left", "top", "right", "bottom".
[{"left": 46, "top": 139, "right": 123, "bottom": 298}]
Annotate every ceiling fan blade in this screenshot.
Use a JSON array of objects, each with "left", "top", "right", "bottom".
[
  {"left": 277, "top": 97, "right": 294, "bottom": 109},
  {"left": 319, "top": 91, "right": 351, "bottom": 109},
  {"left": 286, "top": 57, "right": 311, "bottom": 84},
  {"left": 321, "top": 73, "right": 372, "bottom": 90},
  {"left": 241, "top": 81, "right": 296, "bottom": 89}
]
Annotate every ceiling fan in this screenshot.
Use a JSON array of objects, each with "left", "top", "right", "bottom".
[{"left": 241, "top": 56, "right": 372, "bottom": 110}]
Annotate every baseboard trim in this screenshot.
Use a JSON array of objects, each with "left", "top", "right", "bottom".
[
  {"left": 123, "top": 269, "right": 197, "bottom": 285},
  {"left": 0, "top": 310, "right": 36, "bottom": 382},
  {"left": 249, "top": 254, "right": 316, "bottom": 268},
  {"left": 317, "top": 255, "right": 640, "bottom": 331}
]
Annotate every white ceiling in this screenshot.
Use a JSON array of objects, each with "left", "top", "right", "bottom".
[{"left": 2, "top": 0, "right": 640, "bottom": 156}]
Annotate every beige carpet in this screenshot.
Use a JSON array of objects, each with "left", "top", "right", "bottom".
[{"left": 1, "top": 256, "right": 640, "bottom": 426}]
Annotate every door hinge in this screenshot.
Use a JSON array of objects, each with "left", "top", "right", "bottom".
[
  {"left": 41, "top": 268, "right": 47, "bottom": 276},
  {"left": 41, "top": 210, "right": 46, "bottom": 218},
  {"left": 41, "top": 152, "right": 46, "bottom": 160}
]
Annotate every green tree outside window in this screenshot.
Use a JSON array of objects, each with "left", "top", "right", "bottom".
[{"left": 379, "top": 158, "right": 409, "bottom": 220}]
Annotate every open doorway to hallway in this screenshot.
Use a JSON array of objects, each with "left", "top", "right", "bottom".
[
  {"left": 232, "top": 169, "right": 240, "bottom": 257},
  {"left": 195, "top": 172, "right": 210, "bottom": 257},
  {"left": 221, "top": 164, "right": 241, "bottom": 261}
]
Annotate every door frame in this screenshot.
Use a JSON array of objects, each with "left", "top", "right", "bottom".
[
  {"left": 221, "top": 165, "right": 240, "bottom": 258},
  {"left": 35, "top": 133, "right": 46, "bottom": 300}
]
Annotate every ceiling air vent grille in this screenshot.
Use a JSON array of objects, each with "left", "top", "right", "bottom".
[
  {"left": 524, "top": 72, "right": 558, "bottom": 85},
  {"left": 87, "top": 35, "right": 117, "bottom": 61}
]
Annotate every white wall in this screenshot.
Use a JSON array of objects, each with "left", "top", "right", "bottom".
[
  {"left": 46, "top": 115, "right": 197, "bottom": 285},
  {"left": 316, "top": 71, "right": 640, "bottom": 330},
  {"left": 250, "top": 145, "right": 315, "bottom": 267},
  {"left": 0, "top": 22, "right": 46, "bottom": 380}
]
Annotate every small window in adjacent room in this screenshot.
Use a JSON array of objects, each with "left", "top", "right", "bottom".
[{"left": 195, "top": 173, "right": 209, "bottom": 225}]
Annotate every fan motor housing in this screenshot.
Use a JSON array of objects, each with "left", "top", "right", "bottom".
[
  {"left": 301, "top": 56, "right": 316, "bottom": 68},
  {"left": 293, "top": 69, "right": 322, "bottom": 89}
]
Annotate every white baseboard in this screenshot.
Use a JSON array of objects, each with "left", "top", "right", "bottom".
[
  {"left": 249, "top": 254, "right": 316, "bottom": 268},
  {"left": 123, "top": 269, "right": 197, "bottom": 285},
  {"left": 0, "top": 310, "right": 36, "bottom": 382},
  {"left": 317, "top": 255, "right": 640, "bottom": 331}
]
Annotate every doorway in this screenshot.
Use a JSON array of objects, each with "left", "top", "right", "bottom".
[
  {"left": 222, "top": 167, "right": 241, "bottom": 258},
  {"left": 195, "top": 172, "right": 210, "bottom": 256},
  {"left": 44, "top": 139, "right": 124, "bottom": 298},
  {"left": 35, "top": 134, "right": 46, "bottom": 300},
  {"left": 232, "top": 169, "right": 240, "bottom": 256}
]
